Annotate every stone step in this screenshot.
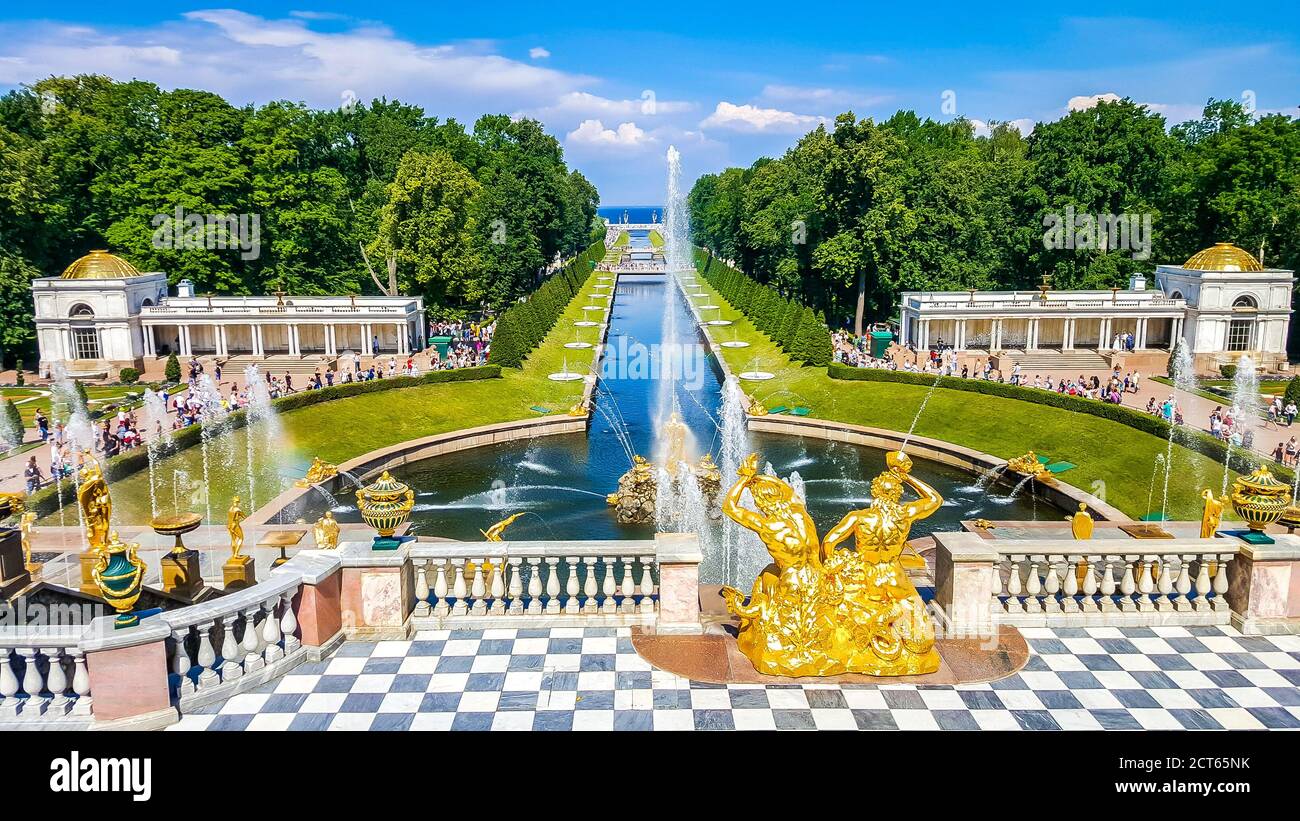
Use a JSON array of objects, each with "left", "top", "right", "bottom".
[{"left": 1004, "top": 349, "right": 1111, "bottom": 370}]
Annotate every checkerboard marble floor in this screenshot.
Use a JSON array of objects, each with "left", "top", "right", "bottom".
[{"left": 167, "top": 625, "right": 1300, "bottom": 731}]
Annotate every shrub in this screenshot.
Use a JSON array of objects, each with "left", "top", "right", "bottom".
[
  {"left": 73, "top": 379, "right": 89, "bottom": 408},
  {"left": 1220, "top": 364, "right": 1237, "bottom": 380},
  {"left": 1284, "top": 375, "right": 1300, "bottom": 408},
  {"left": 164, "top": 352, "right": 181, "bottom": 383},
  {"left": 15, "top": 359, "right": 23, "bottom": 387},
  {"left": 3, "top": 399, "right": 22, "bottom": 441},
  {"left": 119, "top": 367, "right": 141, "bottom": 384}
]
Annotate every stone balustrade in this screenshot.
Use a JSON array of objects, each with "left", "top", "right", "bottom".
[
  {"left": 0, "top": 632, "right": 92, "bottom": 722},
  {"left": 930, "top": 531, "right": 1300, "bottom": 635},
  {"left": 410, "top": 541, "right": 659, "bottom": 628}
]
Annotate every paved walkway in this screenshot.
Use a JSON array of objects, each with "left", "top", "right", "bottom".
[{"left": 168, "top": 625, "right": 1300, "bottom": 731}]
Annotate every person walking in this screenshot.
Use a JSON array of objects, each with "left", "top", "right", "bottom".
[
  {"left": 35, "top": 409, "right": 48, "bottom": 442},
  {"left": 24, "top": 456, "right": 43, "bottom": 494}
]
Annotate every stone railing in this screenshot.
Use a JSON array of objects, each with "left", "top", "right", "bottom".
[
  {"left": 0, "top": 550, "right": 345, "bottom": 730},
  {"left": 934, "top": 531, "right": 1300, "bottom": 636},
  {"left": 410, "top": 541, "right": 658, "bottom": 628}
]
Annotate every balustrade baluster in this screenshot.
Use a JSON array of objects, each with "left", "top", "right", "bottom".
[
  {"left": 619, "top": 558, "right": 635, "bottom": 614},
  {"left": 1005, "top": 558, "right": 1024, "bottom": 614},
  {"left": 43, "top": 648, "right": 70, "bottom": 716},
  {"left": 1193, "top": 557, "right": 1212, "bottom": 612},
  {"left": 243, "top": 607, "right": 265, "bottom": 673},
  {"left": 1099, "top": 558, "right": 1118, "bottom": 612},
  {"left": 639, "top": 557, "right": 656, "bottom": 614},
  {"left": 990, "top": 559, "right": 1006, "bottom": 611},
  {"left": 1024, "top": 558, "right": 1043, "bottom": 614},
  {"left": 281, "top": 590, "right": 301, "bottom": 655},
  {"left": 70, "top": 650, "right": 91, "bottom": 716},
  {"left": 1136, "top": 556, "right": 1156, "bottom": 612},
  {"left": 601, "top": 557, "right": 618, "bottom": 614},
  {"left": 508, "top": 557, "right": 525, "bottom": 615},
  {"left": 172, "top": 630, "right": 195, "bottom": 696},
  {"left": 18, "top": 648, "right": 45, "bottom": 716},
  {"left": 526, "top": 558, "right": 544, "bottom": 615},
  {"left": 1079, "top": 558, "right": 1098, "bottom": 613},
  {"left": 1174, "top": 556, "right": 1193, "bottom": 611},
  {"left": 545, "top": 557, "right": 562, "bottom": 614},
  {"left": 0, "top": 648, "right": 17, "bottom": 716},
  {"left": 263, "top": 598, "right": 284, "bottom": 664},
  {"left": 564, "top": 556, "right": 581, "bottom": 614},
  {"left": 1119, "top": 556, "right": 1138, "bottom": 612},
  {"left": 1212, "top": 556, "right": 1231, "bottom": 612},
  {"left": 433, "top": 561, "right": 450, "bottom": 617},
  {"left": 218, "top": 614, "right": 242, "bottom": 681},
  {"left": 414, "top": 559, "right": 431, "bottom": 617},
  {"left": 1061, "top": 558, "right": 1080, "bottom": 614},
  {"left": 196, "top": 622, "right": 219, "bottom": 688},
  {"left": 582, "top": 557, "right": 599, "bottom": 614},
  {"left": 450, "top": 559, "right": 469, "bottom": 617},
  {"left": 1042, "top": 559, "right": 1061, "bottom": 613},
  {"left": 1156, "top": 556, "right": 1175, "bottom": 612},
  {"left": 490, "top": 558, "right": 507, "bottom": 615},
  {"left": 470, "top": 559, "right": 488, "bottom": 616}
]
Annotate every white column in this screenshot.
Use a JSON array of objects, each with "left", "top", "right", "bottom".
[
  {"left": 179, "top": 325, "right": 192, "bottom": 357},
  {"left": 396, "top": 323, "right": 407, "bottom": 354},
  {"left": 252, "top": 324, "right": 264, "bottom": 357},
  {"left": 216, "top": 326, "right": 228, "bottom": 357},
  {"left": 1027, "top": 319, "right": 1038, "bottom": 350},
  {"left": 919, "top": 320, "right": 929, "bottom": 351},
  {"left": 363, "top": 323, "right": 373, "bottom": 355},
  {"left": 142, "top": 325, "right": 154, "bottom": 357},
  {"left": 956, "top": 320, "right": 967, "bottom": 351},
  {"left": 1063, "top": 319, "right": 1074, "bottom": 350},
  {"left": 325, "top": 325, "right": 336, "bottom": 357},
  {"left": 288, "top": 325, "right": 300, "bottom": 356},
  {"left": 60, "top": 328, "right": 73, "bottom": 361},
  {"left": 1136, "top": 317, "right": 1148, "bottom": 349}
]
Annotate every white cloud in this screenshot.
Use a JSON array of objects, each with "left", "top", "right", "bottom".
[
  {"left": 1067, "top": 92, "right": 1123, "bottom": 112},
  {"left": 760, "top": 84, "right": 890, "bottom": 110},
  {"left": 530, "top": 91, "right": 695, "bottom": 121},
  {"left": 700, "top": 101, "right": 828, "bottom": 133},
  {"left": 566, "top": 119, "right": 655, "bottom": 148},
  {"left": 0, "top": 12, "right": 594, "bottom": 115},
  {"left": 1008, "top": 117, "right": 1036, "bottom": 136},
  {"left": 529, "top": 46, "right": 550, "bottom": 59}
]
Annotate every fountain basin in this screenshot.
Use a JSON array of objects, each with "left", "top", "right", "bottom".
[
  {"left": 699, "top": 304, "right": 720, "bottom": 310},
  {"left": 574, "top": 321, "right": 601, "bottom": 327},
  {"left": 706, "top": 320, "right": 733, "bottom": 326},
  {"left": 582, "top": 305, "right": 605, "bottom": 311},
  {"left": 720, "top": 341, "right": 751, "bottom": 348},
  {"left": 739, "top": 371, "right": 775, "bottom": 380},
  {"left": 564, "top": 342, "right": 593, "bottom": 349},
  {"left": 547, "top": 373, "right": 585, "bottom": 382}
]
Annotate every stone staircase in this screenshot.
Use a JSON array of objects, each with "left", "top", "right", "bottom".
[
  {"left": 218, "top": 355, "right": 336, "bottom": 376},
  {"left": 1000, "top": 349, "right": 1111, "bottom": 371}
]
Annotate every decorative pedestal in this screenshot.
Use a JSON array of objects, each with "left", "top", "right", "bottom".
[
  {"left": 79, "top": 552, "right": 101, "bottom": 596},
  {"left": 223, "top": 554, "right": 256, "bottom": 590},
  {"left": 162, "top": 550, "right": 204, "bottom": 599},
  {"left": 0, "top": 528, "right": 31, "bottom": 599},
  {"left": 373, "top": 534, "right": 415, "bottom": 552}
]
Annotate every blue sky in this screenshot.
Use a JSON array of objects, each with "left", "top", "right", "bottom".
[{"left": 1, "top": 2, "right": 1297, "bottom": 202}]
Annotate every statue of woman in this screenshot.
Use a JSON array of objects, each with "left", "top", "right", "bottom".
[
  {"left": 227, "top": 496, "right": 246, "bottom": 558},
  {"left": 719, "top": 453, "right": 840, "bottom": 676},
  {"left": 313, "top": 510, "right": 340, "bottom": 549},
  {"left": 1200, "top": 489, "right": 1225, "bottom": 539},
  {"left": 19, "top": 510, "right": 37, "bottom": 569},
  {"left": 819, "top": 450, "right": 942, "bottom": 676},
  {"left": 77, "top": 456, "right": 112, "bottom": 553}
]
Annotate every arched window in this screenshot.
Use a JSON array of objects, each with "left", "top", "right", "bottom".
[
  {"left": 69, "top": 303, "right": 95, "bottom": 318},
  {"left": 1169, "top": 290, "right": 1183, "bottom": 300},
  {"left": 141, "top": 297, "right": 154, "bottom": 308},
  {"left": 1232, "top": 294, "right": 1258, "bottom": 310}
]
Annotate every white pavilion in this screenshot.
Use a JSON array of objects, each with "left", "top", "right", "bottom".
[
  {"left": 897, "top": 242, "right": 1294, "bottom": 374},
  {"left": 32, "top": 251, "right": 425, "bottom": 378}
]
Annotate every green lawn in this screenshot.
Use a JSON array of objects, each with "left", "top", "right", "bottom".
[
  {"left": 68, "top": 274, "right": 607, "bottom": 525},
  {"left": 614, "top": 230, "right": 630, "bottom": 247},
  {"left": 685, "top": 271, "right": 1236, "bottom": 521},
  {"left": 2, "top": 385, "right": 174, "bottom": 426},
  {"left": 648, "top": 230, "right": 664, "bottom": 248}
]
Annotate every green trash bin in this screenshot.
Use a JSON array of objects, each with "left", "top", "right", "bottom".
[
  {"left": 869, "top": 330, "right": 894, "bottom": 359},
  {"left": 430, "top": 336, "right": 452, "bottom": 358}
]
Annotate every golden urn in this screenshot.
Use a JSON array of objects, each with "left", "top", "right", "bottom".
[
  {"left": 92, "top": 533, "right": 146, "bottom": 629},
  {"left": 1230, "top": 465, "right": 1291, "bottom": 532},
  {"left": 356, "top": 470, "right": 415, "bottom": 548}
]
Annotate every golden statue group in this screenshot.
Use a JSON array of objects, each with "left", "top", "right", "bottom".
[{"left": 720, "top": 450, "right": 941, "bottom": 677}]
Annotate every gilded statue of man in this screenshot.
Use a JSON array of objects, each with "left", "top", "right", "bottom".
[
  {"left": 313, "top": 510, "right": 340, "bottom": 549},
  {"left": 228, "top": 496, "right": 246, "bottom": 558}
]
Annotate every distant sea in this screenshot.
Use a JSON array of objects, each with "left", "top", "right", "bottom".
[{"left": 599, "top": 205, "right": 665, "bottom": 225}]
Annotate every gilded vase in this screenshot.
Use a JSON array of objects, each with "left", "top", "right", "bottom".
[
  {"left": 93, "top": 537, "right": 145, "bottom": 629},
  {"left": 1230, "top": 465, "right": 1290, "bottom": 531},
  {"left": 356, "top": 471, "right": 415, "bottom": 542}
]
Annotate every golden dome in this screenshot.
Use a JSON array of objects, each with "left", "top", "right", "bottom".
[
  {"left": 60, "top": 250, "right": 142, "bottom": 280},
  {"left": 1183, "top": 242, "right": 1263, "bottom": 272}
]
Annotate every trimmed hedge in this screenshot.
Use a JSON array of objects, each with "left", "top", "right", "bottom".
[
  {"left": 827, "top": 363, "right": 1288, "bottom": 482},
  {"left": 491, "top": 238, "right": 606, "bottom": 368},
  {"left": 694, "top": 249, "right": 831, "bottom": 366},
  {"left": 25, "top": 365, "right": 502, "bottom": 518}
]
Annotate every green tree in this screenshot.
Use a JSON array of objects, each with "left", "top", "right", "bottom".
[{"left": 164, "top": 352, "right": 180, "bottom": 383}]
